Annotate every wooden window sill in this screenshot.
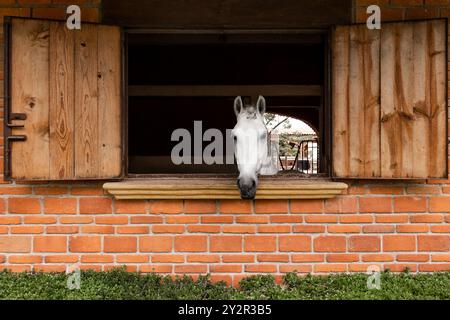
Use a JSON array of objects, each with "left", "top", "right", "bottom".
[{"left": 103, "top": 177, "right": 348, "bottom": 200}]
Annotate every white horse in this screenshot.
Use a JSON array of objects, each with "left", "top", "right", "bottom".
[{"left": 232, "top": 96, "right": 278, "bottom": 199}]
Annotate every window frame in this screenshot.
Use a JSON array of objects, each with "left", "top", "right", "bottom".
[{"left": 124, "top": 28, "right": 332, "bottom": 179}]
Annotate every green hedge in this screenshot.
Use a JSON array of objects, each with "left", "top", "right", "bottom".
[{"left": 0, "top": 269, "right": 449, "bottom": 300}]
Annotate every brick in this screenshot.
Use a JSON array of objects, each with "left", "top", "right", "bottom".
[
  {"left": 397, "top": 254, "right": 429, "bottom": 262},
  {"left": 383, "top": 235, "right": 416, "bottom": 251},
  {"left": 293, "top": 225, "right": 326, "bottom": 233},
  {"left": 431, "top": 225, "right": 450, "bottom": 233},
  {"left": 429, "top": 197, "right": 450, "bottom": 212},
  {"left": 313, "top": 236, "right": 346, "bottom": 252},
  {"left": 174, "top": 235, "right": 207, "bottom": 252},
  {"left": 80, "top": 255, "right": 114, "bottom": 263},
  {"left": 69, "top": 236, "right": 101, "bottom": 253},
  {"left": 45, "top": 255, "right": 78, "bottom": 263},
  {"left": 361, "top": 254, "right": 394, "bottom": 262},
  {"left": 0, "top": 236, "right": 31, "bottom": 252},
  {"left": 152, "top": 254, "right": 185, "bottom": 263},
  {"left": 117, "top": 255, "right": 149, "bottom": 263},
  {"left": 174, "top": 265, "right": 207, "bottom": 273},
  {"left": 362, "top": 225, "right": 395, "bottom": 233},
  {"left": 269, "top": 215, "right": 302, "bottom": 223},
  {"left": 359, "top": 197, "right": 392, "bottom": 213},
  {"left": 0, "top": 216, "right": 22, "bottom": 225},
  {"left": 223, "top": 225, "right": 256, "bottom": 233},
  {"left": 257, "top": 254, "right": 289, "bottom": 262},
  {"left": 117, "top": 226, "right": 149, "bottom": 234},
  {"left": 95, "top": 216, "right": 128, "bottom": 224},
  {"left": 254, "top": 200, "right": 287, "bottom": 214},
  {"left": 71, "top": 187, "right": 104, "bottom": 196},
  {"left": 418, "top": 264, "right": 450, "bottom": 272},
  {"left": 339, "top": 215, "right": 373, "bottom": 223},
  {"left": 367, "top": 186, "right": 404, "bottom": 195},
  {"left": 44, "top": 198, "right": 77, "bottom": 214},
  {"left": 406, "top": 185, "right": 440, "bottom": 194},
  {"left": 348, "top": 264, "right": 382, "bottom": 273},
  {"left": 60, "top": 216, "right": 93, "bottom": 224},
  {"left": 349, "top": 236, "right": 380, "bottom": 252},
  {"left": 11, "top": 226, "right": 44, "bottom": 234},
  {"left": 187, "top": 225, "right": 221, "bottom": 233},
  {"left": 326, "top": 254, "right": 359, "bottom": 262},
  {"left": 130, "top": 216, "right": 163, "bottom": 224},
  {"left": 9, "top": 198, "right": 40, "bottom": 214},
  {"left": 375, "top": 214, "right": 408, "bottom": 223},
  {"left": 34, "top": 265, "right": 66, "bottom": 273},
  {"left": 410, "top": 214, "right": 443, "bottom": 223},
  {"left": 79, "top": 198, "right": 112, "bottom": 214},
  {"left": 152, "top": 225, "right": 185, "bottom": 233},
  {"left": 140, "top": 265, "right": 172, "bottom": 273},
  {"left": 279, "top": 264, "right": 312, "bottom": 273},
  {"left": 394, "top": 197, "right": 426, "bottom": 213},
  {"left": 257, "top": 225, "right": 290, "bottom": 233},
  {"left": 187, "top": 254, "right": 220, "bottom": 263},
  {"left": 103, "top": 236, "right": 137, "bottom": 253},
  {"left": 236, "top": 216, "right": 269, "bottom": 223},
  {"left": 185, "top": 200, "right": 216, "bottom": 214},
  {"left": 150, "top": 200, "right": 183, "bottom": 214},
  {"left": 115, "top": 200, "right": 147, "bottom": 214},
  {"left": 305, "top": 215, "right": 338, "bottom": 223},
  {"left": 201, "top": 216, "right": 233, "bottom": 224},
  {"left": 405, "top": 7, "right": 439, "bottom": 19},
  {"left": 140, "top": 236, "right": 173, "bottom": 252},
  {"left": 0, "top": 187, "right": 32, "bottom": 195},
  {"left": 314, "top": 264, "right": 347, "bottom": 273},
  {"left": 81, "top": 226, "right": 114, "bottom": 234},
  {"left": 24, "top": 216, "right": 56, "bottom": 224},
  {"left": 397, "top": 224, "right": 429, "bottom": 233},
  {"left": 324, "top": 197, "right": 358, "bottom": 213},
  {"left": 327, "top": 225, "right": 361, "bottom": 233},
  {"left": 46, "top": 226, "right": 79, "bottom": 234},
  {"left": 279, "top": 235, "right": 311, "bottom": 252},
  {"left": 210, "top": 236, "right": 242, "bottom": 252},
  {"left": 211, "top": 264, "right": 242, "bottom": 273},
  {"left": 431, "top": 254, "right": 450, "bottom": 262},
  {"left": 166, "top": 216, "right": 199, "bottom": 224},
  {"left": 245, "top": 264, "right": 277, "bottom": 273},
  {"left": 244, "top": 236, "right": 277, "bottom": 252},
  {"left": 291, "top": 254, "right": 324, "bottom": 262},
  {"left": 34, "top": 236, "right": 66, "bottom": 253},
  {"left": 34, "top": 187, "right": 68, "bottom": 195},
  {"left": 290, "top": 200, "right": 323, "bottom": 213},
  {"left": 418, "top": 235, "right": 450, "bottom": 252},
  {"left": 220, "top": 200, "right": 253, "bottom": 214},
  {"left": 222, "top": 254, "right": 254, "bottom": 263}
]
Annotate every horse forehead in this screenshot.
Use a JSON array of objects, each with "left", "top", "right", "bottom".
[{"left": 234, "top": 121, "right": 266, "bottom": 135}]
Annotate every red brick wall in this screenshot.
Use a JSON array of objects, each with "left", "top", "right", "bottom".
[{"left": 0, "top": 0, "right": 449, "bottom": 286}]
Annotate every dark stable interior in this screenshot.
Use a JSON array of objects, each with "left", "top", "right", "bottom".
[{"left": 127, "top": 34, "right": 325, "bottom": 174}]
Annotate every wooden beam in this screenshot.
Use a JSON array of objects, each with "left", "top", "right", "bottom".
[{"left": 128, "top": 85, "right": 322, "bottom": 97}]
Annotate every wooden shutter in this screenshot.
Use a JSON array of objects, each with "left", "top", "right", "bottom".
[
  {"left": 5, "top": 18, "right": 123, "bottom": 180},
  {"left": 332, "top": 19, "right": 447, "bottom": 179}
]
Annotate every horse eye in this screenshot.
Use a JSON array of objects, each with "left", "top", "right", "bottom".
[{"left": 233, "top": 136, "right": 237, "bottom": 141}]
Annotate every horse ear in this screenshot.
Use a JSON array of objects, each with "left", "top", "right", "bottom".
[
  {"left": 234, "top": 96, "right": 243, "bottom": 117},
  {"left": 256, "top": 95, "right": 266, "bottom": 115}
]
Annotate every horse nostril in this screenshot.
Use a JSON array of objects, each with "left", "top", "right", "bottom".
[
  {"left": 251, "top": 179, "right": 256, "bottom": 188},
  {"left": 237, "top": 178, "right": 241, "bottom": 187}
]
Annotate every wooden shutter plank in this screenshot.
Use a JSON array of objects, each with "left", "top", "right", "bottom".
[
  {"left": 97, "top": 25, "right": 122, "bottom": 178},
  {"left": 380, "top": 23, "right": 401, "bottom": 178},
  {"left": 363, "top": 27, "right": 381, "bottom": 177},
  {"left": 412, "top": 21, "right": 430, "bottom": 178},
  {"left": 49, "top": 21, "right": 75, "bottom": 180},
  {"left": 348, "top": 25, "right": 366, "bottom": 177},
  {"left": 74, "top": 24, "right": 99, "bottom": 178},
  {"left": 11, "top": 19, "right": 50, "bottom": 180},
  {"left": 429, "top": 20, "right": 447, "bottom": 178},
  {"left": 332, "top": 25, "right": 350, "bottom": 177}
]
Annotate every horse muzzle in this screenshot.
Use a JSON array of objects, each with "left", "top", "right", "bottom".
[{"left": 237, "top": 177, "right": 257, "bottom": 200}]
